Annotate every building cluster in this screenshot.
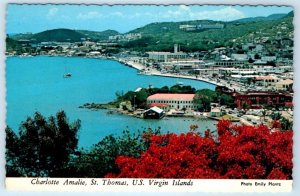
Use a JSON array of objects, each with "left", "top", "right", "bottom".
[
  {"left": 143, "top": 34, "right": 293, "bottom": 121},
  {"left": 108, "top": 33, "right": 142, "bottom": 42},
  {"left": 7, "top": 40, "right": 119, "bottom": 57},
  {"left": 179, "top": 23, "right": 225, "bottom": 31}
]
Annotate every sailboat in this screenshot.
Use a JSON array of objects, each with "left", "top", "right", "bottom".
[
  {"left": 63, "top": 73, "right": 72, "bottom": 78},
  {"left": 63, "top": 65, "right": 72, "bottom": 78}
]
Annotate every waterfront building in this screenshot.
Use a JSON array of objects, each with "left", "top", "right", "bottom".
[
  {"left": 147, "top": 51, "right": 188, "bottom": 62},
  {"left": 215, "top": 60, "right": 245, "bottom": 67},
  {"left": 210, "top": 108, "right": 222, "bottom": 117},
  {"left": 147, "top": 45, "right": 188, "bottom": 62},
  {"left": 143, "top": 106, "right": 165, "bottom": 119},
  {"left": 147, "top": 93, "right": 196, "bottom": 111},
  {"left": 194, "top": 68, "right": 219, "bottom": 77},
  {"left": 232, "top": 91, "right": 293, "bottom": 109}
]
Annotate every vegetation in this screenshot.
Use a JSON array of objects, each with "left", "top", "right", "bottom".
[
  {"left": 6, "top": 111, "right": 81, "bottom": 177},
  {"left": 10, "top": 28, "right": 119, "bottom": 43},
  {"left": 193, "top": 89, "right": 235, "bottom": 112},
  {"left": 81, "top": 84, "right": 197, "bottom": 110},
  {"left": 107, "top": 120, "right": 293, "bottom": 179},
  {"left": 121, "top": 12, "right": 293, "bottom": 52},
  {"left": 69, "top": 128, "right": 161, "bottom": 177},
  {"left": 6, "top": 112, "right": 293, "bottom": 179}
]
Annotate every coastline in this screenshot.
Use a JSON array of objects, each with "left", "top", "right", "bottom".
[
  {"left": 8, "top": 55, "right": 222, "bottom": 87},
  {"left": 119, "top": 59, "right": 223, "bottom": 87}
]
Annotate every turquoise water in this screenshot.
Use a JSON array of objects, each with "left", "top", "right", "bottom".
[{"left": 6, "top": 56, "right": 217, "bottom": 148}]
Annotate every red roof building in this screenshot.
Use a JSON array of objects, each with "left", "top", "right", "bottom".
[
  {"left": 147, "top": 93, "right": 196, "bottom": 110},
  {"left": 232, "top": 91, "right": 293, "bottom": 109}
]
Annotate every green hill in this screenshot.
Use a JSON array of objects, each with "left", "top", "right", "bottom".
[
  {"left": 76, "top": 29, "right": 119, "bottom": 41},
  {"left": 232, "top": 13, "right": 287, "bottom": 23},
  {"left": 11, "top": 29, "right": 120, "bottom": 42},
  {"left": 7, "top": 12, "right": 293, "bottom": 52},
  {"left": 29, "top": 28, "right": 87, "bottom": 42},
  {"left": 121, "top": 12, "right": 293, "bottom": 52}
]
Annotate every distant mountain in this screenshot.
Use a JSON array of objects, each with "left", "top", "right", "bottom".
[
  {"left": 76, "top": 29, "right": 119, "bottom": 41},
  {"left": 32, "top": 29, "right": 87, "bottom": 42},
  {"left": 232, "top": 13, "right": 287, "bottom": 23},
  {"left": 284, "top": 11, "right": 294, "bottom": 18},
  {"left": 7, "top": 12, "right": 293, "bottom": 52},
  {"left": 11, "top": 29, "right": 120, "bottom": 42}
]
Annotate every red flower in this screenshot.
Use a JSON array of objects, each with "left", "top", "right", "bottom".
[{"left": 106, "top": 120, "right": 293, "bottom": 179}]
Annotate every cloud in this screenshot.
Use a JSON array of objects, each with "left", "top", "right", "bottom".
[
  {"left": 158, "top": 6, "right": 245, "bottom": 21},
  {"left": 47, "top": 8, "right": 58, "bottom": 19},
  {"left": 77, "top": 11, "right": 103, "bottom": 19},
  {"left": 190, "top": 7, "right": 246, "bottom": 21}
]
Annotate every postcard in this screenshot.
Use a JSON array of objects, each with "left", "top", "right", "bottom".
[{"left": 4, "top": 2, "right": 295, "bottom": 192}]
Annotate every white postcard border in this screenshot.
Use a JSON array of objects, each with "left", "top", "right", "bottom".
[{"left": 1, "top": 0, "right": 300, "bottom": 195}]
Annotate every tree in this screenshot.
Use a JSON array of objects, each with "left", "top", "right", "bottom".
[
  {"left": 71, "top": 128, "right": 161, "bottom": 177},
  {"left": 193, "top": 89, "right": 218, "bottom": 112},
  {"left": 6, "top": 111, "right": 81, "bottom": 177}
]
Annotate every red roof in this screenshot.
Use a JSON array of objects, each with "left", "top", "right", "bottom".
[
  {"left": 285, "top": 102, "right": 293, "bottom": 107},
  {"left": 147, "top": 93, "right": 195, "bottom": 101},
  {"left": 255, "top": 76, "right": 276, "bottom": 80},
  {"left": 148, "top": 103, "right": 169, "bottom": 107}
]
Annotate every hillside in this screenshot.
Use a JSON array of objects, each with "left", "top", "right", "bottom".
[
  {"left": 7, "top": 12, "right": 293, "bottom": 52},
  {"left": 121, "top": 12, "right": 293, "bottom": 52},
  {"left": 11, "top": 29, "right": 120, "bottom": 42},
  {"left": 231, "top": 13, "right": 287, "bottom": 23},
  {"left": 76, "top": 29, "right": 119, "bottom": 41}
]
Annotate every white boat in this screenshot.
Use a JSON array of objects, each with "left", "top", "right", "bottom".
[{"left": 63, "top": 73, "right": 72, "bottom": 78}]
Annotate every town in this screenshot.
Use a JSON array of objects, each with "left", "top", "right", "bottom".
[{"left": 6, "top": 18, "right": 294, "bottom": 131}]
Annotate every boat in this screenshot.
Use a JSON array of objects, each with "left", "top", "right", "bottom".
[{"left": 63, "top": 73, "right": 72, "bottom": 78}]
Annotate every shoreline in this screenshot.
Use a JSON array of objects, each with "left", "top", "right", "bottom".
[
  {"left": 120, "top": 59, "right": 223, "bottom": 87},
  {"left": 10, "top": 54, "right": 225, "bottom": 88}
]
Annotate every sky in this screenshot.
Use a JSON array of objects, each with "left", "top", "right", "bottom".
[{"left": 6, "top": 4, "right": 293, "bottom": 34}]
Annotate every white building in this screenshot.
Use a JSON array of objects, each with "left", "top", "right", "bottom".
[
  {"left": 147, "top": 51, "right": 188, "bottom": 62},
  {"left": 255, "top": 76, "right": 280, "bottom": 88},
  {"left": 275, "top": 79, "right": 293, "bottom": 91},
  {"left": 147, "top": 94, "right": 196, "bottom": 111},
  {"left": 261, "top": 56, "right": 277, "bottom": 62}
]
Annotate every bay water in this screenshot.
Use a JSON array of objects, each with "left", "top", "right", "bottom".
[{"left": 6, "top": 56, "right": 217, "bottom": 148}]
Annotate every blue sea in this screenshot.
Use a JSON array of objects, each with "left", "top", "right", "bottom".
[{"left": 6, "top": 56, "right": 217, "bottom": 148}]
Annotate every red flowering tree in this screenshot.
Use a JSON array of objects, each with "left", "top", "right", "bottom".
[{"left": 106, "top": 120, "right": 293, "bottom": 179}]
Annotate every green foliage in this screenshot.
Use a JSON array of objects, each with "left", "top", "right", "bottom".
[
  {"left": 270, "top": 112, "right": 282, "bottom": 120},
  {"left": 70, "top": 128, "right": 161, "bottom": 177},
  {"left": 219, "top": 94, "right": 235, "bottom": 108},
  {"left": 11, "top": 29, "right": 120, "bottom": 43},
  {"left": 6, "top": 111, "right": 81, "bottom": 177},
  {"left": 193, "top": 89, "right": 218, "bottom": 112}
]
